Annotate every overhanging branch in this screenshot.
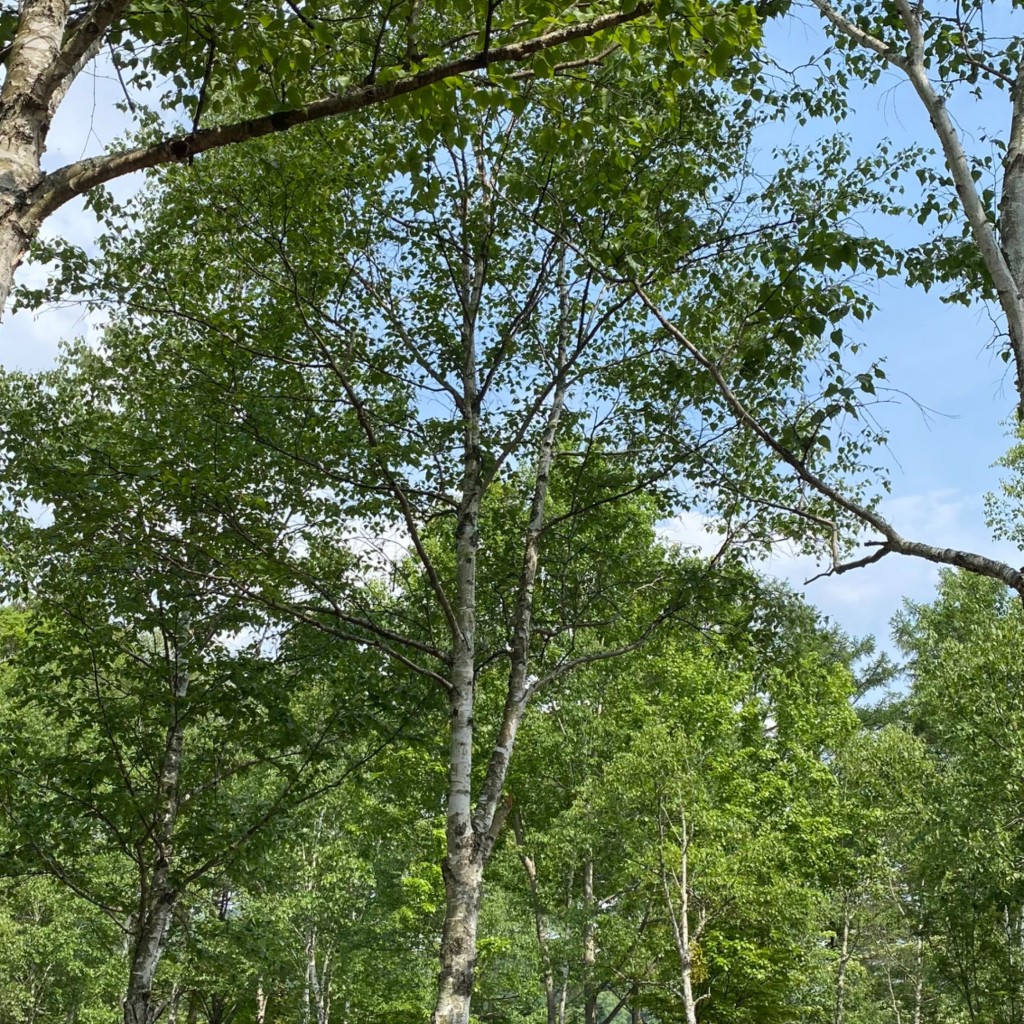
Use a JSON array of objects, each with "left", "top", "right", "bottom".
[{"left": 24, "top": 5, "right": 652, "bottom": 224}]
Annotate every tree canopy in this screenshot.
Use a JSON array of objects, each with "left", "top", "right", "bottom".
[{"left": 3, "top": 2, "right": 1024, "bottom": 1023}]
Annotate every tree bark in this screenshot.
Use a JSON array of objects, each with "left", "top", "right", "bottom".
[
  {"left": 659, "top": 805, "right": 699, "bottom": 1024},
  {"left": 433, "top": 187, "right": 487, "bottom": 1024},
  {"left": 511, "top": 807, "right": 558, "bottom": 1024},
  {"left": 122, "top": 629, "right": 189, "bottom": 1024},
  {"left": 256, "top": 980, "right": 268, "bottom": 1024},
  {"left": 429, "top": 183, "right": 570, "bottom": 1024},
  {"left": 584, "top": 857, "right": 598, "bottom": 1024}
]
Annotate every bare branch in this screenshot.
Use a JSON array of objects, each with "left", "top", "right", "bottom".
[{"left": 804, "top": 542, "right": 891, "bottom": 585}]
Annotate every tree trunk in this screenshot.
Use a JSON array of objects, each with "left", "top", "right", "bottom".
[
  {"left": 833, "top": 903, "right": 851, "bottom": 1024},
  {"left": 435, "top": 842, "right": 485, "bottom": 1024},
  {"left": 122, "top": 893, "right": 176, "bottom": 1024},
  {"left": 429, "top": 192, "right": 569, "bottom": 1024},
  {"left": 660, "top": 805, "right": 698, "bottom": 1024},
  {"left": 912, "top": 937, "right": 923, "bottom": 1024},
  {"left": 0, "top": 0, "right": 69, "bottom": 311},
  {"left": 434, "top": 626, "right": 485, "bottom": 1024},
  {"left": 123, "top": 629, "right": 190, "bottom": 1024},
  {"left": 0, "top": 4, "right": 647, "bottom": 316},
  {"left": 256, "top": 980, "right": 268, "bottom": 1024},
  {"left": 678, "top": 837, "right": 698, "bottom": 1024},
  {"left": 305, "top": 928, "right": 330, "bottom": 1024},
  {"left": 584, "top": 857, "right": 598, "bottom": 1024},
  {"left": 511, "top": 807, "right": 558, "bottom": 1024}
]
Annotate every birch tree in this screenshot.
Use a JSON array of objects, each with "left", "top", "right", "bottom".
[
  {"left": 26, "top": 64, "right": 815, "bottom": 1021},
  {"left": 806, "top": 0, "right": 1024, "bottom": 420},
  {"left": 688, "top": 0, "right": 1024, "bottom": 595},
  {"left": 0, "top": 25, "right": 925, "bottom": 1020},
  {"left": 0, "top": 348, "right": 399, "bottom": 1022}
]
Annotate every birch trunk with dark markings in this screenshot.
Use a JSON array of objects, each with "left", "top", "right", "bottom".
[
  {"left": 123, "top": 628, "right": 190, "bottom": 1024},
  {"left": 431, "top": 176, "right": 572, "bottom": 1022}
]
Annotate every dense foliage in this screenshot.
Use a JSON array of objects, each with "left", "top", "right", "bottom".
[{"left": 3, "top": 1, "right": 1024, "bottom": 1023}]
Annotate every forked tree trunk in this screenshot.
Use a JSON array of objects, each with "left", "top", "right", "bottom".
[
  {"left": 430, "top": 266, "right": 569, "bottom": 1024},
  {"left": 659, "top": 804, "right": 699, "bottom": 1024}
]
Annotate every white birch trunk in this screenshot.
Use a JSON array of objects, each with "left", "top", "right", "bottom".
[
  {"left": 678, "top": 832, "right": 698, "bottom": 1024},
  {"left": 0, "top": 0, "right": 70, "bottom": 309},
  {"left": 660, "top": 805, "right": 699, "bottom": 1024},
  {"left": 256, "top": 980, "right": 268, "bottom": 1024},
  {"left": 433, "top": 180, "right": 487, "bottom": 1024},
  {"left": 123, "top": 629, "right": 189, "bottom": 1024},
  {"left": 427, "top": 161, "right": 572, "bottom": 1023}
]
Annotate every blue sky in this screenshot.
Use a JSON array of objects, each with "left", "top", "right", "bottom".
[
  {"left": 2, "top": 10, "right": 1022, "bottom": 659},
  {"left": 670, "top": 5, "right": 1024, "bottom": 653}
]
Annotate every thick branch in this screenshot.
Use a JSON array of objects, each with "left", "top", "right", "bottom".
[
  {"left": 44, "top": 0, "right": 133, "bottom": 112},
  {"left": 23, "top": 5, "right": 652, "bottom": 224}
]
